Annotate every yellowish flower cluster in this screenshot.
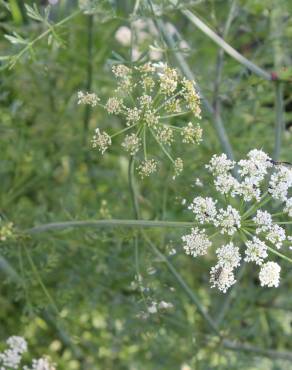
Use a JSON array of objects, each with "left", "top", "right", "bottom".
[
  {"left": 78, "top": 62, "right": 202, "bottom": 178},
  {"left": 0, "top": 219, "right": 14, "bottom": 242}
]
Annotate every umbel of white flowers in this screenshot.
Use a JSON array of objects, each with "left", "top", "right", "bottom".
[
  {"left": 182, "top": 149, "right": 292, "bottom": 293},
  {"left": 77, "top": 62, "right": 202, "bottom": 179},
  {"left": 0, "top": 336, "right": 55, "bottom": 369}
]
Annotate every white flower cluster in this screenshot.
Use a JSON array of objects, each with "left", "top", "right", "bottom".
[
  {"left": 182, "top": 227, "right": 211, "bottom": 257},
  {"left": 0, "top": 336, "right": 27, "bottom": 369},
  {"left": 147, "top": 300, "right": 174, "bottom": 314},
  {"left": 182, "top": 150, "right": 292, "bottom": 292},
  {"left": 0, "top": 336, "right": 55, "bottom": 370},
  {"left": 78, "top": 62, "right": 202, "bottom": 178}
]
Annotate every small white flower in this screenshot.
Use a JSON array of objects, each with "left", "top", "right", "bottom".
[
  {"left": 215, "top": 205, "right": 241, "bottom": 235},
  {"left": 0, "top": 336, "right": 27, "bottom": 369},
  {"left": 206, "top": 153, "right": 235, "bottom": 176},
  {"left": 284, "top": 198, "right": 292, "bottom": 217},
  {"left": 115, "top": 26, "right": 132, "bottom": 47},
  {"left": 121, "top": 133, "right": 141, "bottom": 155},
  {"left": 137, "top": 159, "right": 157, "bottom": 178},
  {"left": 188, "top": 196, "right": 217, "bottom": 224},
  {"left": 181, "top": 122, "right": 202, "bottom": 144},
  {"left": 92, "top": 129, "right": 112, "bottom": 154},
  {"left": 158, "top": 301, "right": 174, "bottom": 310},
  {"left": 238, "top": 149, "right": 272, "bottom": 184},
  {"left": 269, "top": 166, "right": 292, "bottom": 201},
  {"left": 216, "top": 242, "right": 241, "bottom": 269},
  {"left": 173, "top": 158, "right": 183, "bottom": 179},
  {"left": 77, "top": 91, "right": 99, "bottom": 107},
  {"left": 6, "top": 336, "right": 27, "bottom": 354},
  {"left": 182, "top": 228, "right": 212, "bottom": 257},
  {"left": 195, "top": 178, "right": 203, "bottom": 187},
  {"left": 126, "top": 107, "right": 141, "bottom": 126},
  {"left": 253, "top": 210, "right": 273, "bottom": 234},
  {"left": 266, "top": 224, "right": 286, "bottom": 249},
  {"left": 236, "top": 178, "right": 261, "bottom": 202},
  {"left": 105, "top": 97, "right": 123, "bottom": 114},
  {"left": 259, "top": 261, "right": 281, "bottom": 287},
  {"left": 147, "top": 302, "right": 158, "bottom": 314},
  {"left": 244, "top": 237, "right": 268, "bottom": 265},
  {"left": 214, "top": 174, "right": 239, "bottom": 196},
  {"left": 0, "top": 349, "right": 22, "bottom": 369},
  {"left": 210, "top": 264, "right": 236, "bottom": 293},
  {"left": 159, "top": 66, "right": 178, "bottom": 95},
  {"left": 24, "top": 357, "right": 55, "bottom": 370},
  {"left": 168, "top": 248, "right": 177, "bottom": 256}
]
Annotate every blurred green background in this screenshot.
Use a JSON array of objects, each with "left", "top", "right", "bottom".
[{"left": 0, "top": 0, "right": 291, "bottom": 369}]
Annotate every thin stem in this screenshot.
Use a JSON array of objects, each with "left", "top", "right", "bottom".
[
  {"left": 27, "top": 219, "right": 196, "bottom": 234},
  {"left": 243, "top": 229, "right": 292, "bottom": 264},
  {"left": 215, "top": 262, "right": 246, "bottom": 326},
  {"left": 273, "top": 82, "right": 284, "bottom": 161},
  {"left": 142, "top": 232, "right": 221, "bottom": 336},
  {"left": 110, "top": 122, "right": 139, "bottom": 138},
  {"left": 155, "top": 90, "right": 181, "bottom": 113},
  {"left": 83, "top": 14, "right": 94, "bottom": 143},
  {"left": 128, "top": 156, "right": 140, "bottom": 219},
  {"left": 160, "top": 111, "right": 191, "bottom": 119},
  {"left": 24, "top": 246, "right": 60, "bottom": 315},
  {"left": 143, "top": 125, "right": 147, "bottom": 160},
  {"left": 150, "top": 128, "right": 175, "bottom": 164},
  {"left": 222, "top": 339, "right": 292, "bottom": 362},
  {"left": 267, "top": 246, "right": 292, "bottom": 264},
  {"left": 181, "top": 9, "right": 271, "bottom": 81},
  {"left": 242, "top": 191, "right": 269, "bottom": 219},
  {"left": 154, "top": 18, "right": 236, "bottom": 165},
  {"left": 0, "top": 254, "right": 83, "bottom": 359},
  {"left": 8, "top": 10, "right": 81, "bottom": 69}
]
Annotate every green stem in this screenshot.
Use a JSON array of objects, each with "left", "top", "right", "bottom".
[
  {"left": 128, "top": 156, "right": 140, "bottom": 219},
  {"left": 27, "top": 219, "right": 196, "bottom": 234},
  {"left": 143, "top": 125, "right": 147, "bottom": 160},
  {"left": 267, "top": 246, "right": 292, "bottom": 264},
  {"left": 142, "top": 231, "right": 221, "bottom": 336},
  {"left": 150, "top": 128, "right": 175, "bottom": 164},
  {"left": 160, "top": 111, "right": 191, "bottom": 119},
  {"left": 8, "top": 10, "right": 81, "bottom": 69},
  {"left": 110, "top": 122, "right": 139, "bottom": 138},
  {"left": 24, "top": 246, "right": 60, "bottom": 315},
  {"left": 83, "top": 14, "right": 94, "bottom": 144},
  {"left": 273, "top": 83, "right": 284, "bottom": 161},
  {"left": 181, "top": 9, "right": 271, "bottom": 81},
  {"left": 242, "top": 192, "right": 269, "bottom": 219},
  {"left": 154, "top": 18, "right": 236, "bottom": 166}
]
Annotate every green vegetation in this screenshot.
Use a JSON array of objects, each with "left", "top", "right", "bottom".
[{"left": 0, "top": 1, "right": 291, "bottom": 369}]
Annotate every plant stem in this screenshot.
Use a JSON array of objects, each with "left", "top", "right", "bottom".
[
  {"left": 128, "top": 156, "right": 140, "bottom": 219},
  {"left": 222, "top": 339, "right": 292, "bottom": 361},
  {"left": 83, "top": 14, "right": 94, "bottom": 144},
  {"left": 182, "top": 9, "right": 271, "bottom": 81},
  {"left": 273, "top": 82, "right": 284, "bottom": 161},
  {"left": 142, "top": 232, "right": 221, "bottom": 337},
  {"left": 154, "top": 18, "right": 236, "bottom": 165},
  {"left": 24, "top": 246, "right": 60, "bottom": 315},
  {"left": 8, "top": 10, "right": 81, "bottom": 69},
  {"left": 150, "top": 128, "right": 175, "bottom": 164},
  {"left": 27, "top": 219, "right": 196, "bottom": 234},
  {"left": 267, "top": 246, "right": 292, "bottom": 264}
]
